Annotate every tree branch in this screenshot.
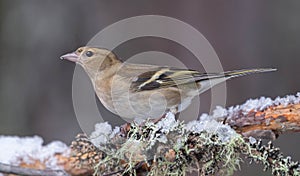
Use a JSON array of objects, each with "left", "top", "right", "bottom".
[
  {"left": 0, "top": 162, "right": 67, "bottom": 176},
  {"left": 1, "top": 93, "right": 300, "bottom": 175}
]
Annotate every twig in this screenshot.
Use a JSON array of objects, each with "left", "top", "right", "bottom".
[
  {"left": 102, "top": 161, "right": 147, "bottom": 176},
  {"left": 0, "top": 162, "right": 68, "bottom": 176}
]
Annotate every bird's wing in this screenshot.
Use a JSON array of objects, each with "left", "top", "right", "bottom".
[
  {"left": 132, "top": 68, "right": 204, "bottom": 91},
  {"left": 127, "top": 67, "right": 276, "bottom": 92}
]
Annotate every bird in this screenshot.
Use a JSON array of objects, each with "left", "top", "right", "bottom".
[{"left": 61, "top": 46, "right": 276, "bottom": 122}]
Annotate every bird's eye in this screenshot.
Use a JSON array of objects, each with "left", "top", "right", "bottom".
[{"left": 85, "top": 51, "right": 94, "bottom": 57}]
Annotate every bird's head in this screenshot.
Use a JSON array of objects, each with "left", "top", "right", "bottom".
[{"left": 61, "top": 47, "right": 122, "bottom": 78}]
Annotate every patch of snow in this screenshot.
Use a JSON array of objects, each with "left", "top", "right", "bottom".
[
  {"left": 212, "top": 106, "right": 228, "bottom": 117},
  {"left": 110, "top": 126, "right": 120, "bottom": 139},
  {"left": 156, "top": 135, "right": 168, "bottom": 144},
  {"left": 249, "top": 136, "right": 257, "bottom": 145},
  {"left": 210, "top": 106, "right": 228, "bottom": 120},
  {"left": 156, "top": 112, "right": 178, "bottom": 133},
  {"left": 216, "top": 92, "right": 300, "bottom": 120},
  {"left": 241, "top": 97, "right": 273, "bottom": 113},
  {"left": 185, "top": 119, "right": 237, "bottom": 143},
  {"left": 41, "top": 141, "right": 70, "bottom": 169},
  {"left": 198, "top": 113, "right": 210, "bottom": 121},
  {"left": 0, "top": 135, "right": 68, "bottom": 169},
  {"left": 273, "top": 94, "right": 300, "bottom": 106},
  {"left": 90, "top": 122, "right": 113, "bottom": 147}
]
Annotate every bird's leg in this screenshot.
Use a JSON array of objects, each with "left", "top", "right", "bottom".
[
  {"left": 119, "top": 114, "right": 167, "bottom": 137},
  {"left": 119, "top": 110, "right": 177, "bottom": 137},
  {"left": 151, "top": 108, "right": 178, "bottom": 123},
  {"left": 132, "top": 114, "right": 167, "bottom": 129},
  {"left": 151, "top": 113, "right": 167, "bottom": 124}
]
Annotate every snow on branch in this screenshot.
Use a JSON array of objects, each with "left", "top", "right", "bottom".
[
  {"left": 215, "top": 92, "right": 300, "bottom": 139},
  {"left": 1, "top": 93, "right": 300, "bottom": 175},
  {"left": 0, "top": 136, "right": 69, "bottom": 176}
]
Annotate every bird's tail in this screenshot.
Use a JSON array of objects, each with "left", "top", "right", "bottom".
[
  {"left": 196, "top": 68, "right": 276, "bottom": 94},
  {"left": 223, "top": 68, "right": 277, "bottom": 79}
]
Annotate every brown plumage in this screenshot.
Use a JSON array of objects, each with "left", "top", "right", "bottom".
[{"left": 61, "top": 46, "right": 276, "bottom": 121}]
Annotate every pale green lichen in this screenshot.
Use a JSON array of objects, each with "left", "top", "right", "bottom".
[{"left": 87, "top": 115, "right": 299, "bottom": 176}]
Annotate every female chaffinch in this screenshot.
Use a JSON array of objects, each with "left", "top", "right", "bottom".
[{"left": 61, "top": 47, "right": 275, "bottom": 121}]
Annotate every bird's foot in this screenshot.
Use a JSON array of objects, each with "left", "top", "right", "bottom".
[{"left": 118, "top": 114, "right": 168, "bottom": 138}]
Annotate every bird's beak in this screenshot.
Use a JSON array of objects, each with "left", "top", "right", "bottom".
[{"left": 60, "top": 52, "right": 79, "bottom": 62}]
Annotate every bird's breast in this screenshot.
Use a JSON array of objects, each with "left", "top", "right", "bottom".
[{"left": 94, "top": 75, "right": 196, "bottom": 120}]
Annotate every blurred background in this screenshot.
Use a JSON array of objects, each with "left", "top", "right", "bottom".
[{"left": 0, "top": 1, "right": 300, "bottom": 175}]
